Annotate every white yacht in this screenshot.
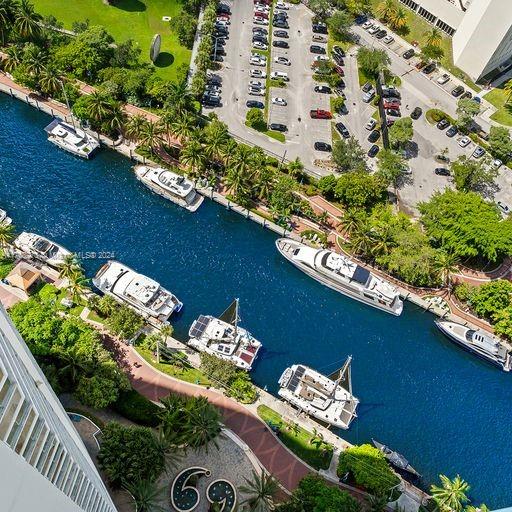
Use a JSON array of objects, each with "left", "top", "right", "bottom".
[
  {"left": 93, "top": 261, "right": 182, "bottom": 323},
  {"left": 44, "top": 119, "right": 100, "bottom": 159},
  {"left": 0, "top": 209, "right": 12, "bottom": 226},
  {"left": 276, "top": 238, "right": 403, "bottom": 316},
  {"left": 135, "top": 165, "right": 204, "bottom": 212},
  {"left": 435, "top": 320, "right": 512, "bottom": 371},
  {"left": 278, "top": 356, "right": 359, "bottom": 429},
  {"left": 13, "top": 232, "right": 71, "bottom": 267},
  {"left": 188, "top": 299, "right": 262, "bottom": 370}
]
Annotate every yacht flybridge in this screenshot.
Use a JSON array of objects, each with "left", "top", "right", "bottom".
[
  {"left": 14, "top": 232, "right": 71, "bottom": 268},
  {"left": 278, "top": 356, "right": 358, "bottom": 429},
  {"left": 93, "top": 261, "right": 182, "bottom": 323},
  {"left": 0, "top": 209, "right": 12, "bottom": 226},
  {"left": 435, "top": 320, "right": 512, "bottom": 371},
  {"left": 44, "top": 119, "right": 100, "bottom": 159},
  {"left": 188, "top": 299, "right": 262, "bottom": 370},
  {"left": 134, "top": 165, "right": 204, "bottom": 212},
  {"left": 276, "top": 238, "right": 403, "bottom": 316}
]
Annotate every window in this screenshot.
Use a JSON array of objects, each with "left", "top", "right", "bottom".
[
  {"left": 15, "top": 409, "right": 36, "bottom": 454},
  {"left": 399, "top": 0, "right": 418, "bottom": 10},
  {"left": 436, "top": 19, "right": 455, "bottom": 36},
  {"left": 418, "top": 7, "right": 436, "bottom": 23},
  {"left": 78, "top": 481, "right": 91, "bottom": 509},
  {"left": 47, "top": 445, "right": 64, "bottom": 482}
]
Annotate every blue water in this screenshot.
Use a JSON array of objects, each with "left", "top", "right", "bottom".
[{"left": 1, "top": 95, "right": 511, "bottom": 507}]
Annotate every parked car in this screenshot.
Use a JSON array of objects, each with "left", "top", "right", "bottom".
[
  {"left": 202, "top": 96, "right": 220, "bottom": 107},
  {"left": 491, "top": 159, "right": 503, "bottom": 169},
  {"left": 422, "top": 62, "right": 436, "bottom": 74},
  {"left": 451, "top": 85, "right": 465, "bottom": 97},
  {"left": 312, "top": 34, "right": 327, "bottom": 42},
  {"left": 274, "top": 56, "right": 291, "bottom": 65},
  {"left": 332, "top": 45, "right": 345, "bottom": 57},
  {"left": 382, "top": 87, "right": 400, "bottom": 99},
  {"left": 254, "top": 17, "right": 269, "bottom": 25},
  {"left": 217, "top": 4, "right": 230, "bottom": 14},
  {"left": 434, "top": 154, "right": 450, "bottom": 164},
  {"left": 252, "top": 41, "right": 267, "bottom": 50},
  {"left": 365, "top": 119, "right": 377, "bottom": 131},
  {"left": 273, "top": 19, "right": 289, "bottom": 28},
  {"left": 270, "top": 123, "right": 287, "bottom": 132},
  {"left": 368, "top": 130, "right": 380, "bottom": 143},
  {"left": 247, "top": 86, "right": 265, "bottom": 96},
  {"left": 446, "top": 125, "right": 458, "bottom": 137},
  {"left": 435, "top": 167, "right": 450, "bottom": 176},
  {"left": 383, "top": 100, "right": 401, "bottom": 109},
  {"left": 333, "top": 54, "right": 344, "bottom": 65},
  {"left": 497, "top": 201, "right": 510, "bottom": 216},
  {"left": 314, "top": 85, "right": 331, "bottom": 94},
  {"left": 461, "top": 91, "right": 473, "bottom": 99},
  {"left": 215, "top": 20, "right": 229, "bottom": 28},
  {"left": 215, "top": 37, "right": 226, "bottom": 45},
  {"left": 314, "top": 141, "right": 332, "bottom": 151},
  {"left": 362, "top": 82, "right": 373, "bottom": 93},
  {"left": 273, "top": 40, "right": 289, "bottom": 48},
  {"left": 415, "top": 61, "right": 427, "bottom": 70},
  {"left": 368, "top": 145, "right": 379, "bottom": 157},
  {"left": 246, "top": 100, "right": 264, "bottom": 109},
  {"left": 213, "top": 47, "right": 226, "bottom": 56},
  {"left": 270, "top": 71, "right": 289, "bottom": 81},
  {"left": 275, "top": 1, "right": 289, "bottom": 9},
  {"left": 312, "top": 23, "right": 327, "bottom": 34},
  {"left": 472, "top": 146, "right": 486, "bottom": 158},
  {"left": 274, "top": 30, "right": 288, "bottom": 38},
  {"left": 362, "top": 21, "right": 373, "bottom": 29},
  {"left": 362, "top": 90, "right": 375, "bottom": 103},
  {"left": 249, "top": 80, "right": 265, "bottom": 88},
  {"left": 314, "top": 55, "right": 329, "bottom": 62},
  {"left": 403, "top": 48, "right": 415, "bottom": 59},
  {"left": 368, "top": 25, "right": 380, "bottom": 35},
  {"left": 375, "top": 29, "right": 387, "bottom": 39},
  {"left": 383, "top": 35, "right": 394, "bottom": 44},
  {"left": 386, "top": 108, "right": 401, "bottom": 117},
  {"left": 216, "top": 16, "right": 230, "bottom": 24},
  {"left": 458, "top": 136, "right": 471, "bottom": 147},
  {"left": 437, "top": 73, "right": 450, "bottom": 85},
  {"left": 253, "top": 27, "right": 268, "bottom": 34},
  {"left": 411, "top": 107, "right": 422, "bottom": 119},
  {"left": 253, "top": 35, "right": 268, "bottom": 44},
  {"left": 310, "top": 109, "right": 332, "bottom": 119},
  {"left": 310, "top": 44, "right": 326, "bottom": 54},
  {"left": 436, "top": 118, "right": 450, "bottom": 130},
  {"left": 272, "top": 97, "right": 287, "bottom": 106},
  {"left": 207, "top": 74, "right": 222, "bottom": 85},
  {"left": 335, "top": 122, "right": 349, "bottom": 138}
]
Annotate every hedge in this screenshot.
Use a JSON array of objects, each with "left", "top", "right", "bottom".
[{"left": 111, "top": 390, "right": 161, "bottom": 427}]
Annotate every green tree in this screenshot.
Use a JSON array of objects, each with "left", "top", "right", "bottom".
[
  {"left": 450, "top": 155, "right": 497, "bottom": 192},
  {"left": 246, "top": 107, "right": 267, "bottom": 131},
  {"left": 376, "top": 149, "right": 405, "bottom": 185},
  {"left": 269, "top": 174, "right": 298, "bottom": 222},
  {"left": 466, "top": 279, "right": 512, "bottom": 319},
  {"left": 0, "top": 222, "right": 15, "bottom": 247},
  {"left": 430, "top": 475, "right": 470, "bottom": 512},
  {"left": 388, "top": 6, "right": 407, "bottom": 31},
  {"left": 180, "top": 138, "right": 207, "bottom": 179},
  {"left": 1, "top": 44, "right": 23, "bottom": 73},
  {"left": 504, "top": 78, "right": 512, "bottom": 102},
  {"left": 388, "top": 117, "right": 413, "bottom": 148},
  {"left": 38, "top": 65, "right": 62, "bottom": 96},
  {"left": 183, "top": 396, "right": 222, "bottom": 451},
  {"left": 240, "top": 470, "right": 279, "bottom": 512},
  {"left": 334, "top": 172, "right": 387, "bottom": 209},
  {"left": 317, "top": 174, "right": 337, "bottom": 199},
  {"left": 125, "top": 114, "right": 147, "bottom": 141},
  {"left": 420, "top": 44, "right": 444, "bottom": 63},
  {"left": 172, "top": 11, "right": 197, "bottom": 48},
  {"left": 139, "top": 120, "right": 164, "bottom": 155},
  {"left": 327, "top": 10, "right": 354, "bottom": 41},
  {"left": 106, "top": 304, "right": 144, "bottom": 339},
  {"left": 424, "top": 27, "right": 443, "bottom": 47},
  {"left": 203, "top": 119, "right": 230, "bottom": 160},
  {"left": 488, "top": 125, "right": 512, "bottom": 161},
  {"left": 376, "top": 0, "right": 396, "bottom": 21},
  {"left": 434, "top": 250, "right": 459, "bottom": 291},
  {"left": 75, "top": 374, "right": 120, "bottom": 408},
  {"left": 357, "top": 47, "right": 391, "bottom": 77},
  {"left": 307, "top": 0, "right": 332, "bottom": 17},
  {"left": 14, "top": 0, "right": 41, "bottom": 39},
  {"left": 456, "top": 98, "right": 480, "bottom": 131},
  {"left": 332, "top": 136, "right": 367, "bottom": 173},
  {"left": 0, "top": 0, "right": 18, "bottom": 45}
]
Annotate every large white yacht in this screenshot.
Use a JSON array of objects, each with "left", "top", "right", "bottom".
[
  {"left": 93, "top": 261, "right": 182, "bottom": 323},
  {"left": 276, "top": 238, "right": 403, "bottom": 316},
  {"left": 278, "top": 356, "right": 359, "bottom": 429},
  {"left": 435, "top": 320, "right": 512, "bottom": 371},
  {"left": 135, "top": 165, "right": 204, "bottom": 212},
  {"left": 13, "top": 232, "right": 71, "bottom": 267},
  {"left": 0, "top": 209, "right": 12, "bottom": 226},
  {"left": 44, "top": 119, "right": 100, "bottom": 159},
  {"left": 188, "top": 299, "right": 262, "bottom": 370}
]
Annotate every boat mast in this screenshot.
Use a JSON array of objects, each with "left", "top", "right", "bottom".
[
  {"left": 335, "top": 355, "right": 353, "bottom": 395},
  {"left": 234, "top": 298, "right": 239, "bottom": 336}
]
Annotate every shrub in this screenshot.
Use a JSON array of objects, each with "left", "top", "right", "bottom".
[
  {"left": 246, "top": 107, "right": 267, "bottom": 131},
  {"left": 112, "top": 390, "right": 161, "bottom": 427}
]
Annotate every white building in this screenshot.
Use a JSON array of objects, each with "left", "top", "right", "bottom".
[
  {"left": 397, "top": 0, "right": 512, "bottom": 81},
  {"left": 0, "top": 306, "right": 117, "bottom": 512}
]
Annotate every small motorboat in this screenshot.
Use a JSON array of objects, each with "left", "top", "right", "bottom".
[{"left": 372, "top": 439, "right": 421, "bottom": 478}]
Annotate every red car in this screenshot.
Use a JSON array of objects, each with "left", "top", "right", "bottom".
[
  {"left": 254, "top": 0, "right": 271, "bottom": 4},
  {"left": 334, "top": 65, "right": 344, "bottom": 76},
  {"left": 254, "top": 11, "right": 269, "bottom": 19},
  {"left": 383, "top": 100, "right": 401, "bottom": 109},
  {"left": 310, "top": 109, "right": 332, "bottom": 119}
]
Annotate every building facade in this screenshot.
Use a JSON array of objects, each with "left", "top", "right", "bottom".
[
  {"left": 0, "top": 306, "right": 117, "bottom": 512},
  {"left": 397, "top": 0, "right": 512, "bottom": 81}
]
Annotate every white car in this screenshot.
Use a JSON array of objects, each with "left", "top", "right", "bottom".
[
  {"left": 274, "top": 56, "right": 290, "bottom": 65},
  {"left": 250, "top": 55, "right": 266, "bottom": 66},
  {"left": 249, "top": 80, "right": 265, "bottom": 88},
  {"left": 368, "top": 25, "right": 380, "bottom": 35},
  {"left": 215, "top": 20, "right": 228, "bottom": 28},
  {"left": 253, "top": 41, "right": 268, "bottom": 50},
  {"left": 255, "top": 7, "right": 270, "bottom": 14},
  {"left": 491, "top": 159, "right": 503, "bottom": 169},
  {"left": 437, "top": 73, "right": 450, "bottom": 85},
  {"left": 383, "top": 35, "right": 394, "bottom": 44},
  {"left": 315, "top": 55, "right": 329, "bottom": 62},
  {"left": 458, "top": 136, "right": 471, "bottom": 147},
  {"left": 272, "top": 97, "right": 287, "bottom": 106},
  {"left": 276, "top": 1, "right": 289, "bottom": 9},
  {"left": 362, "top": 21, "right": 373, "bottom": 30},
  {"left": 253, "top": 17, "right": 269, "bottom": 25},
  {"left": 250, "top": 69, "right": 266, "bottom": 78},
  {"left": 270, "top": 71, "right": 289, "bottom": 81},
  {"left": 216, "top": 16, "right": 230, "bottom": 24},
  {"left": 248, "top": 86, "right": 265, "bottom": 96},
  {"left": 365, "top": 119, "right": 377, "bottom": 131}
]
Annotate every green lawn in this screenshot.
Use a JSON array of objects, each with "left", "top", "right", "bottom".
[
  {"left": 31, "top": 0, "right": 191, "bottom": 81},
  {"left": 257, "top": 404, "right": 333, "bottom": 470},
  {"left": 484, "top": 87, "right": 512, "bottom": 127}
]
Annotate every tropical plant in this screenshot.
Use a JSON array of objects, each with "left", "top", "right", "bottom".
[
  {"left": 139, "top": 121, "right": 164, "bottom": 155},
  {"left": 203, "top": 121, "right": 230, "bottom": 160},
  {"left": 125, "top": 114, "right": 146, "bottom": 141},
  {"left": 185, "top": 396, "right": 223, "bottom": 451},
  {"left": 339, "top": 208, "right": 363, "bottom": 238},
  {"left": 123, "top": 478, "right": 164, "bottom": 512},
  {"left": 504, "top": 79, "right": 512, "bottom": 103},
  {"left": 388, "top": 6, "right": 407, "bottom": 30},
  {"left": 58, "top": 253, "right": 81, "bottom": 282},
  {"left": 430, "top": 474, "right": 470, "bottom": 512},
  {"left": 107, "top": 101, "right": 126, "bottom": 134},
  {"left": 239, "top": 470, "right": 279, "bottom": 512},
  {"left": 67, "top": 269, "right": 89, "bottom": 304},
  {"left": 424, "top": 27, "right": 443, "bottom": 47},
  {"left": 23, "top": 44, "right": 47, "bottom": 76},
  {"left": 170, "top": 112, "right": 197, "bottom": 142},
  {"left": 38, "top": 65, "right": 62, "bottom": 96},
  {"left": 0, "top": 223, "right": 15, "bottom": 247},
  {"left": 180, "top": 138, "right": 207, "bottom": 179},
  {"left": 1, "top": 44, "right": 23, "bottom": 73},
  {"left": 86, "top": 91, "right": 112, "bottom": 124},
  {"left": 14, "top": 0, "right": 42, "bottom": 39},
  {"left": 376, "top": 0, "right": 396, "bottom": 22},
  {"left": 433, "top": 251, "right": 459, "bottom": 291},
  {"left": 0, "top": 0, "right": 19, "bottom": 45}
]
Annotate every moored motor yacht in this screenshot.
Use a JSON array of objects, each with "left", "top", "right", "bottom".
[
  {"left": 44, "top": 119, "right": 100, "bottom": 159},
  {"left": 276, "top": 238, "right": 403, "bottom": 316},
  {"left": 93, "top": 261, "right": 182, "bottom": 323},
  {"left": 0, "top": 209, "right": 12, "bottom": 226},
  {"left": 188, "top": 299, "right": 262, "bottom": 370},
  {"left": 372, "top": 439, "right": 421, "bottom": 478},
  {"left": 278, "top": 356, "right": 358, "bottom": 429},
  {"left": 435, "top": 320, "right": 512, "bottom": 371},
  {"left": 134, "top": 165, "right": 204, "bottom": 212},
  {"left": 13, "top": 232, "right": 71, "bottom": 267}
]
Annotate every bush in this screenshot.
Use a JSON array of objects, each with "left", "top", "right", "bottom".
[
  {"left": 112, "top": 390, "right": 161, "bottom": 427},
  {"left": 106, "top": 304, "right": 144, "bottom": 339},
  {"left": 173, "top": 12, "right": 198, "bottom": 49},
  {"left": 246, "top": 107, "right": 267, "bottom": 131}
]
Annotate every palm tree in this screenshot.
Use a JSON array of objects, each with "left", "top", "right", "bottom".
[
  {"left": 340, "top": 208, "right": 362, "bottom": 238},
  {"left": 158, "top": 324, "right": 173, "bottom": 365},
  {"left": 14, "top": 0, "right": 42, "bottom": 39},
  {"left": 57, "top": 348, "right": 90, "bottom": 386},
  {"left": 170, "top": 112, "right": 197, "bottom": 142},
  {"left": 180, "top": 138, "right": 207, "bottom": 180},
  {"left": 504, "top": 79, "right": 512, "bottom": 103},
  {"left": 376, "top": 0, "right": 396, "bottom": 22},
  {"left": 220, "top": 138, "right": 239, "bottom": 166},
  {"left": 430, "top": 474, "right": 470, "bottom": 512},
  {"left": 434, "top": 251, "right": 459, "bottom": 292},
  {"left": 108, "top": 101, "right": 127, "bottom": 135},
  {"left": 86, "top": 91, "right": 112, "bottom": 125},
  {"left": 38, "top": 65, "right": 62, "bottom": 96},
  {"left": 58, "top": 253, "right": 81, "bottom": 282},
  {"left": 224, "top": 165, "right": 251, "bottom": 200},
  {"left": 139, "top": 121, "right": 164, "bottom": 155},
  {"left": 424, "top": 27, "right": 443, "bottom": 48},
  {"left": 184, "top": 396, "right": 222, "bottom": 451},
  {"left": 165, "top": 80, "right": 194, "bottom": 116},
  {"left": 368, "top": 494, "right": 389, "bottom": 512},
  {"left": 125, "top": 114, "right": 146, "bottom": 141},
  {"left": 0, "top": 223, "right": 15, "bottom": 248},
  {"left": 286, "top": 158, "right": 304, "bottom": 179},
  {"left": 239, "top": 470, "right": 279, "bottom": 512},
  {"left": 370, "top": 224, "right": 394, "bottom": 258},
  {"left": 23, "top": 44, "right": 47, "bottom": 76},
  {"left": 254, "top": 167, "right": 275, "bottom": 201},
  {"left": 67, "top": 269, "right": 89, "bottom": 304},
  {"left": 123, "top": 478, "right": 165, "bottom": 512},
  {"left": 157, "top": 110, "right": 175, "bottom": 145},
  {"left": 347, "top": 219, "right": 373, "bottom": 257},
  {"left": 389, "top": 6, "right": 407, "bottom": 30},
  {"left": 0, "top": 0, "right": 18, "bottom": 45},
  {"left": 1, "top": 44, "right": 23, "bottom": 73},
  {"left": 204, "top": 122, "right": 230, "bottom": 160}
]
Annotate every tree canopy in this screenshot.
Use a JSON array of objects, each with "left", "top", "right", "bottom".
[
  {"left": 334, "top": 172, "right": 387, "bottom": 209},
  {"left": 455, "top": 98, "right": 480, "bottom": 130},
  {"left": 488, "top": 126, "right": 512, "bottom": 161},
  {"left": 450, "top": 155, "right": 497, "bottom": 192},
  {"left": 332, "top": 137, "right": 368, "bottom": 173},
  {"left": 356, "top": 47, "right": 390, "bottom": 77},
  {"left": 388, "top": 117, "right": 413, "bottom": 148}
]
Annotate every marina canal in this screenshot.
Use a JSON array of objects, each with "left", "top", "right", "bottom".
[{"left": 1, "top": 95, "right": 511, "bottom": 507}]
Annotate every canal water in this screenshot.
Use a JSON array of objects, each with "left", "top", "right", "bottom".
[{"left": 1, "top": 95, "right": 510, "bottom": 507}]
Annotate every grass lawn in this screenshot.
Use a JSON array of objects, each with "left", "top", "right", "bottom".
[
  {"left": 31, "top": 0, "right": 191, "bottom": 81},
  {"left": 257, "top": 404, "right": 333, "bottom": 470},
  {"left": 136, "top": 347, "right": 211, "bottom": 385},
  {"left": 244, "top": 121, "right": 285, "bottom": 143},
  {"left": 484, "top": 87, "right": 512, "bottom": 127}
]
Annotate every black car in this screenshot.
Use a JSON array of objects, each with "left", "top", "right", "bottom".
[
  {"left": 382, "top": 87, "right": 401, "bottom": 99},
  {"left": 422, "top": 63, "right": 436, "bottom": 74},
  {"left": 362, "top": 82, "right": 373, "bottom": 93},
  {"left": 355, "top": 15, "right": 367, "bottom": 25},
  {"left": 333, "top": 54, "right": 344, "bottom": 65},
  {"left": 336, "top": 80, "right": 346, "bottom": 90},
  {"left": 274, "top": 13, "right": 288, "bottom": 21},
  {"left": 270, "top": 123, "right": 287, "bottom": 132},
  {"left": 375, "top": 29, "right": 387, "bottom": 39},
  {"left": 274, "top": 30, "right": 288, "bottom": 37},
  {"left": 386, "top": 108, "right": 401, "bottom": 117},
  {"left": 435, "top": 167, "right": 450, "bottom": 176},
  {"left": 461, "top": 91, "right": 473, "bottom": 99},
  {"left": 310, "top": 44, "right": 326, "bottom": 54},
  {"left": 314, "top": 85, "right": 331, "bottom": 94},
  {"left": 403, "top": 48, "right": 415, "bottom": 60},
  {"left": 273, "top": 40, "right": 289, "bottom": 48},
  {"left": 207, "top": 75, "right": 222, "bottom": 85},
  {"left": 253, "top": 27, "right": 268, "bottom": 34},
  {"left": 312, "top": 23, "right": 328, "bottom": 34},
  {"left": 335, "top": 122, "right": 349, "bottom": 138},
  {"left": 436, "top": 118, "right": 450, "bottom": 130},
  {"left": 214, "top": 27, "right": 228, "bottom": 35},
  {"left": 215, "top": 38, "right": 226, "bottom": 45},
  {"left": 273, "top": 20, "right": 289, "bottom": 28},
  {"left": 411, "top": 107, "right": 422, "bottom": 120},
  {"left": 451, "top": 85, "right": 464, "bottom": 97},
  {"left": 210, "top": 54, "right": 224, "bottom": 62},
  {"left": 446, "top": 125, "right": 458, "bottom": 137},
  {"left": 332, "top": 45, "right": 345, "bottom": 57},
  {"left": 314, "top": 141, "right": 332, "bottom": 151},
  {"left": 217, "top": 4, "right": 230, "bottom": 14},
  {"left": 213, "top": 46, "right": 226, "bottom": 55},
  {"left": 202, "top": 96, "right": 220, "bottom": 107},
  {"left": 368, "top": 144, "right": 379, "bottom": 157},
  {"left": 246, "top": 100, "right": 264, "bottom": 109},
  {"left": 253, "top": 35, "right": 268, "bottom": 44},
  {"left": 368, "top": 130, "right": 380, "bottom": 143}
]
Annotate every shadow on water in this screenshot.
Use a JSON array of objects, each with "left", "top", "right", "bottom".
[
  {"left": 112, "top": 0, "right": 146, "bottom": 13},
  {"left": 154, "top": 52, "right": 174, "bottom": 68}
]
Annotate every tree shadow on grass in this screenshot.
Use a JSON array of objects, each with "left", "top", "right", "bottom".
[
  {"left": 154, "top": 52, "right": 174, "bottom": 68},
  {"left": 112, "top": 0, "right": 146, "bottom": 13}
]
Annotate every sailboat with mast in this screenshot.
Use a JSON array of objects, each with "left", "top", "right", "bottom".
[
  {"left": 277, "top": 356, "right": 359, "bottom": 429},
  {"left": 187, "top": 299, "right": 262, "bottom": 370}
]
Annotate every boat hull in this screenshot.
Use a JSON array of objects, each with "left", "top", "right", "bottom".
[
  {"left": 48, "top": 136, "right": 96, "bottom": 159},
  {"left": 275, "top": 239, "right": 402, "bottom": 316}
]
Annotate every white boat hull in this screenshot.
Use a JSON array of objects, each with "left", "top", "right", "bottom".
[{"left": 48, "top": 137, "right": 94, "bottom": 159}]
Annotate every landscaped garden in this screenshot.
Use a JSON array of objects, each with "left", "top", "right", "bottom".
[{"left": 484, "top": 86, "right": 512, "bottom": 127}]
